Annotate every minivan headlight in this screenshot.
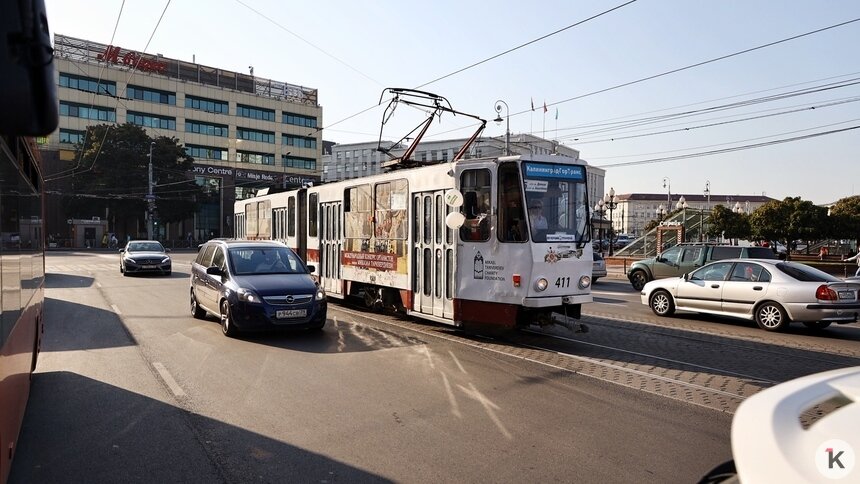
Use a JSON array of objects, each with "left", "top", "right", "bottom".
[
  {"left": 237, "top": 288, "right": 262, "bottom": 303},
  {"left": 316, "top": 288, "right": 326, "bottom": 301}
]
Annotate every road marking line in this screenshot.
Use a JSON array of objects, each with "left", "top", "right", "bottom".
[
  {"left": 153, "top": 362, "right": 186, "bottom": 397},
  {"left": 110, "top": 304, "right": 121, "bottom": 315}
]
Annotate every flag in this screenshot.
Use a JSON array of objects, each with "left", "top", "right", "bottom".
[
  {"left": 555, "top": 108, "right": 558, "bottom": 120},
  {"left": 543, "top": 101, "right": 547, "bottom": 113},
  {"left": 531, "top": 98, "right": 534, "bottom": 111}
]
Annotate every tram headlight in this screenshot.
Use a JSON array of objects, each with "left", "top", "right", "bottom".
[
  {"left": 535, "top": 278, "right": 548, "bottom": 291},
  {"left": 578, "top": 275, "right": 592, "bottom": 289}
]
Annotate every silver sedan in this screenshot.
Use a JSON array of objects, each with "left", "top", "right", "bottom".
[{"left": 640, "top": 258, "right": 860, "bottom": 331}]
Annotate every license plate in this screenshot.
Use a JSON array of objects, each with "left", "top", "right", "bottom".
[
  {"left": 838, "top": 291, "right": 854, "bottom": 300},
  {"left": 142, "top": 265, "right": 157, "bottom": 269},
  {"left": 276, "top": 309, "right": 307, "bottom": 318}
]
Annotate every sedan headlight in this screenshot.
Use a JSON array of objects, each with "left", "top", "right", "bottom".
[
  {"left": 161, "top": 256, "right": 170, "bottom": 264},
  {"left": 316, "top": 288, "right": 326, "bottom": 301},
  {"left": 236, "top": 288, "right": 262, "bottom": 303},
  {"left": 535, "top": 278, "right": 548, "bottom": 291},
  {"left": 578, "top": 275, "right": 591, "bottom": 289}
]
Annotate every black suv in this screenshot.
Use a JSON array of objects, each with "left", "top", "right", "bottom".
[
  {"left": 190, "top": 239, "right": 327, "bottom": 336},
  {"left": 627, "top": 244, "right": 778, "bottom": 290}
]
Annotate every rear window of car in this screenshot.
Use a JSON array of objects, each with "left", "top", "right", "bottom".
[
  {"left": 746, "top": 247, "right": 778, "bottom": 259},
  {"left": 710, "top": 247, "right": 742, "bottom": 260},
  {"left": 775, "top": 263, "right": 841, "bottom": 282}
]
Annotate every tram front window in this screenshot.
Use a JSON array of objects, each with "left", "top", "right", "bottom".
[{"left": 521, "top": 161, "right": 589, "bottom": 243}]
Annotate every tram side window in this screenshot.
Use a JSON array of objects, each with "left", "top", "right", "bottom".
[
  {"left": 459, "top": 169, "right": 491, "bottom": 242},
  {"left": 308, "top": 193, "right": 318, "bottom": 237},
  {"left": 344, "top": 184, "right": 372, "bottom": 239},
  {"left": 374, "top": 179, "right": 408, "bottom": 240},
  {"left": 498, "top": 162, "right": 527, "bottom": 242},
  {"left": 288, "top": 196, "right": 296, "bottom": 237}
]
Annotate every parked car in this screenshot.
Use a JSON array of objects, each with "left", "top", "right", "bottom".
[
  {"left": 119, "top": 240, "right": 171, "bottom": 276},
  {"left": 640, "top": 258, "right": 860, "bottom": 331},
  {"left": 627, "top": 243, "right": 778, "bottom": 290},
  {"left": 190, "top": 239, "right": 327, "bottom": 336},
  {"left": 592, "top": 252, "right": 607, "bottom": 283}
]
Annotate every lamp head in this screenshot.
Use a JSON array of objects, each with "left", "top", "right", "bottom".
[{"left": 493, "top": 115, "right": 503, "bottom": 125}]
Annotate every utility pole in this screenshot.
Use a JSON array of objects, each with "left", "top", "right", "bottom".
[{"left": 147, "top": 141, "right": 155, "bottom": 240}]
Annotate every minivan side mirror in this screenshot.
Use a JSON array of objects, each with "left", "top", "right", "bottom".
[
  {"left": 206, "top": 266, "right": 223, "bottom": 276},
  {"left": 306, "top": 264, "right": 315, "bottom": 273}
]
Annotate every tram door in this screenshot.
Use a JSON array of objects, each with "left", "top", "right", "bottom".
[
  {"left": 319, "top": 201, "right": 342, "bottom": 295},
  {"left": 412, "top": 191, "right": 453, "bottom": 319}
]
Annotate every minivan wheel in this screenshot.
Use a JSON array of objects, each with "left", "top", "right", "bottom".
[
  {"left": 802, "top": 321, "right": 831, "bottom": 330},
  {"left": 630, "top": 270, "right": 648, "bottom": 291},
  {"left": 190, "top": 290, "right": 206, "bottom": 319},
  {"left": 755, "top": 302, "right": 789, "bottom": 331},
  {"left": 220, "top": 299, "right": 238, "bottom": 337},
  {"left": 649, "top": 290, "right": 675, "bottom": 316}
]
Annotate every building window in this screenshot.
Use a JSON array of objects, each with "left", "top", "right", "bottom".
[
  {"left": 237, "top": 150, "right": 275, "bottom": 165},
  {"left": 185, "top": 144, "right": 228, "bottom": 161},
  {"left": 282, "top": 112, "right": 317, "bottom": 128},
  {"left": 127, "top": 85, "right": 176, "bottom": 105},
  {"left": 237, "top": 104, "right": 275, "bottom": 122},
  {"left": 59, "top": 128, "right": 86, "bottom": 144},
  {"left": 127, "top": 111, "right": 176, "bottom": 130},
  {"left": 237, "top": 127, "right": 275, "bottom": 143},
  {"left": 59, "top": 102, "right": 116, "bottom": 122},
  {"left": 281, "top": 134, "right": 317, "bottom": 149},
  {"left": 59, "top": 73, "right": 116, "bottom": 97},
  {"left": 186, "top": 120, "right": 228, "bottom": 137},
  {"left": 184, "top": 95, "right": 228, "bottom": 114},
  {"left": 282, "top": 155, "right": 317, "bottom": 170}
]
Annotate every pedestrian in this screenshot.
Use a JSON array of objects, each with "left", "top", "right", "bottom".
[
  {"left": 101, "top": 233, "right": 108, "bottom": 248},
  {"left": 845, "top": 251, "right": 860, "bottom": 276},
  {"left": 110, "top": 233, "right": 118, "bottom": 248}
]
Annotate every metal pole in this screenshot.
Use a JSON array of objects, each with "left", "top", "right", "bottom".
[
  {"left": 494, "top": 100, "right": 510, "bottom": 155},
  {"left": 148, "top": 141, "right": 154, "bottom": 240}
]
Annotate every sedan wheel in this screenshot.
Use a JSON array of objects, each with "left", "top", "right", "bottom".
[
  {"left": 802, "top": 321, "right": 832, "bottom": 330},
  {"left": 190, "top": 290, "right": 206, "bottom": 319},
  {"left": 630, "top": 270, "right": 648, "bottom": 291},
  {"left": 220, "top": 299, "right": 238, "bottom": 337},
  {"left": 649, "top": 290, "right": 675, "bottom": 316},
  {"left": 755, "top": 302, "right": 789, "bottom": 331}
]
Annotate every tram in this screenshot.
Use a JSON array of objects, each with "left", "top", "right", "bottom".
[{"left": 234, "top": 89, "right": 593, "bottom": 330}]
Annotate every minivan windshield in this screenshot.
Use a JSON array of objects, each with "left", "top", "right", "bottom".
[{"left": 228, "top": 246, "right": 306, "bottom": 275}]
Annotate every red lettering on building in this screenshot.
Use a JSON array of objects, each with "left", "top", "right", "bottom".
[{"left": 97, "top": 44, "right": 167, "bottom": 74}]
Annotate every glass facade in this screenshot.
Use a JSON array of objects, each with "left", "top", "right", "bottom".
[
  {"left": 59, "top": 101, "right": 116, "bottom": 122},
  {"left": 127, "top": 85, "right": 176, "bottom": 105},
  {"left": 282, "top": 134, "right": 317, "bottom": 149},
  {"left": 186, "top": 120, "right": 228, "bottom": 137},
  {"left": 59, "top": 128, "right": 86, "bottom": 144},
  {"left": 185, "top": 144, "right": 228, "bottom": 161},
  {"left": 282, "top": 112, "right": 317, "bottom": 128},
  {"left": 185, "top": 95, "right": 228, "bottom": 114},
  {"left": 127, "top": 111, "right": 176, "bottom": 130},
  {"left": 237, "top": 104, "right": 275, "bottom": 122},
  {"left": 237, "top": 127, "right": 275, "bottom": 143},
  {"left": 59, "top": 73, "right": 116, "bottom": 96},
  {"left": 282, "top": 155, "right": 316, "bottom": 170},
  {"left": 237, "top": 150, "right": 275, "bottom": 165}
]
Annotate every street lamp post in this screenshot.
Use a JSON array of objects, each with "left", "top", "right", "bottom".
[
  {"left": 604, "top": 187, "right": 618, "bottom": 256},
  {"left": 593, "top": 201, "right": 606, "bottom": 253},
  {"left": 494, "top": 100, "right": 510, "bottom": 155},
  {"left": 676, "top": 195, "right": 688, "bottom": 242},
  {"left": 703, "top": 180, "right": 710, "bottom": 242},
  {"left": 662, "top": 176, "right": 671, "bottom": 206}
]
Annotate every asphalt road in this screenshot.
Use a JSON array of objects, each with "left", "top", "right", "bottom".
[{"left": 13, "top": 251, "right": 855, "bottom": 483}]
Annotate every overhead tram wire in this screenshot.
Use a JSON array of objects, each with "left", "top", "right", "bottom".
[
  {"left": 50, "top": 0, "right": 126, "bottom": 181},
  {"left": 509, "top": 17, "right": 860, "bottom": 119},
  {"left": 594, "top": 121, "right": 860, "bottom": 168},
  {"left": 558, "top": 96, "right": 860, "bottom": 145},
  {"left": 305, "top": 0, "right": 638, "bottom": 139},
  {"left": 47, "top": 0, "right": 173, "bottom": 182}
]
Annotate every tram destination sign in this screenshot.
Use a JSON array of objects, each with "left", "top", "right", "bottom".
[{"left": 523, "top": 162, "right": 584, "bottom": 181}]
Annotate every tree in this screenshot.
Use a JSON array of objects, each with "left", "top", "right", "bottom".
[
  {"left": 749, "top": 197, "right": 827, "bottom": 257},
  {"left": 67, "top": 123, "right": 200, "bottom": 231},
  {"left": 828, "top": 195, "right": 860, "bottom": 244},
  {"left": 706, "top": 204, "right": 749, "bottom": 241}
]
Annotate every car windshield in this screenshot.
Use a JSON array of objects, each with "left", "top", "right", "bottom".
[
  {"left": 775, "top": 262, "right": 841, "bottom": 282},
  {"left": 229, "top": 246, "right": 306, "bottom": 275},
  {"left": 127, "top": 242, "right": 165, "bottom": 252}
]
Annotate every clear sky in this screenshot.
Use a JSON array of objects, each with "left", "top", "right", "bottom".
[{"left": 45, "top": 0, "right": 860, "bottom": 205}]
